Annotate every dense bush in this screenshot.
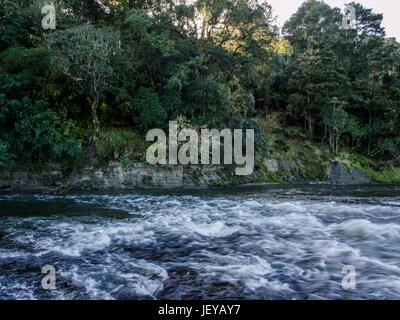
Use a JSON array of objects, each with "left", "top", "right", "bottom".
[
  {"left": 0, "top": 140, "right": 15, "bottom": 168},
  {"left": 230, "top": 117, "right": 269, "bottom": 155},
  {"left": 0, "top": 0, "right": 399, "bottom": 170},
  {"left": 132, "top": 88, "right": 167, "bottom": 130},
  {"left": 95, "top": 129, "right": 145, "bottom": 162}
]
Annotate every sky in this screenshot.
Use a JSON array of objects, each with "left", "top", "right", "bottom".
[{"left": 268, "top": 0, "right": 400, "bottom": 40}]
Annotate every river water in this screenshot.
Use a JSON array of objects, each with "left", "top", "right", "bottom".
[{"left": 0, "top": 184, "right": 400, "bottom": 300}]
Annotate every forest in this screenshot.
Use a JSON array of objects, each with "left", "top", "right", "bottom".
[{"left": 0, "top": 0, "right": 399, "bottom": 175}]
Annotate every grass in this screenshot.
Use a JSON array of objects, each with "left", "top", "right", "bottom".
[
  {"left": 365, "top": 167, "right": 400, "bottom": 183},
  {"left": 349, "top": 153, "right": 400, "bottom": 183},
  {"left": 95, "top": 128, "right": 148, "bottom": 163}
]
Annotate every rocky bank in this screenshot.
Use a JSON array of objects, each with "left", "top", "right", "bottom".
[{"left": 0, "top": 159, "right": 372, "bottom": 191}]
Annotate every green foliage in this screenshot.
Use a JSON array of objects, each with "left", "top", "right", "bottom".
[
  {"left": 13, "top": 107, "right": 82, "bottom": 163},
  {"left": 0, "top": 140, "right": 15, "bottom": 168},
  {"left": 4, "top": 107, "right": 81, "bottom": 164},
  {"left": 231, "top": 116, "right": 269, "bottom": 155},
  {"left": 185, "top": 79, "right": 232, "bottom": 127},
  {"left": 283, "top": 0, "right": 400, "bottom": 158},
  {"left": 132, "top": 88, "right": 167, "bottom": 130},
  {"left": 0, "top": 62, "right": 82, "bottom": 165},
  {"left": 375, "top": 137, "right": 399, "bottom": 156},
  {"left": 46, "top": 24, "right": 120, "bottom": 135},
  {"left": 52, "top": 139, "right": 82, "bottom": 161},
  {"left": 0, "top": 0, "right": 399, "bottom": 172},
  {"left": 95, "top": 129, "right": 145, "bottom": 162},
  {"left": 350, "top": 153, "right": 400, "bottom": 183}
]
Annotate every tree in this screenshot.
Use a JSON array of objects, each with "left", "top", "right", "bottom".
[
  {"left": 323, "top": 98, "right": 349, "bottom": 152},
  {"left": 284, "top": 0, "right": 349, "bottom": 136},
  {"left": 46, "top": 24, "right": 119, "bottom": 136},
  {"left": 348, "top": 3, "right": 394, "bottom": 155}
]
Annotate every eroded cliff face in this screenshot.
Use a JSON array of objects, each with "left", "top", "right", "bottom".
[
  {"left": 0, "top": 162, "right": 252, "bottom": 191},
  {"left": 65, "top": 163, "right": 252, "bottom": 190},
  {"left": 0, "top": 159, "right": 374, "bottom": 191},
  {"left": 0, "top": 170, "right": 64, "bottom": 190},
  {"left": 261, "top": 159, "right": 371, "bottom": 184}
]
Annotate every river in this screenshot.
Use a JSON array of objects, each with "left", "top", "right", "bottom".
[{"left": 0, "top": 184, "right": 400, "bottom": 300}]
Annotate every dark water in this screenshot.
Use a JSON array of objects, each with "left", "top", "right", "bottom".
[{"left": 1, "top": 183, "right": 400, "bottom": 300}]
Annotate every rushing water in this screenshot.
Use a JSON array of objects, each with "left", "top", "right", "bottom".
[{"left": 0, "top": 184, "right": 400, "bottom": 300}]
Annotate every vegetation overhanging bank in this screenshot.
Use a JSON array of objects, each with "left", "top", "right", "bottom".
[{"left": 0, "top": 1, "right": 399, "bottom": 188}]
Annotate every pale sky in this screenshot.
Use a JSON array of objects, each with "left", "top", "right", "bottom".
[{"left": 268, "top": 0, "right": 400, "bottom": 40}]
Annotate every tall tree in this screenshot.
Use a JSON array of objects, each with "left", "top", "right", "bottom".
[{"left": 46, "top": 24, "right": 119, "bottom": 136}]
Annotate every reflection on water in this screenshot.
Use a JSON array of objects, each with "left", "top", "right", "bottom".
[{"left": 0, "top": 184, "right": 400, "bottom": 300}]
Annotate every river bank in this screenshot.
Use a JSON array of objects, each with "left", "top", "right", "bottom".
[
  {"left": 2, "top": 126, "right": 399, "bottom": 192},
  {"left": 2, "top": 118, "right": 399, "bottom": 192},
  {"left": 0, "top": 159, "right": 385, "bottom": 192}
]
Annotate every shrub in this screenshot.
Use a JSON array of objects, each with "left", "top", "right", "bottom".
[
  {"left": 0, "top": 140, "right": 15, "bottom": 168},
  {"left": 133, "top": 88, "right": 167, "bottom": 130},
  {"left": 230, "top": 116, "right": 269, "bottom": 155},
  {"left": 11, "top": 105, "right": 82, "bottom": 163},
  {"left": 96, "top": 129, "right": 145, "bottom": 161},
  {"left": 52, "top": 139, "right": 82, "bottom": 165}
]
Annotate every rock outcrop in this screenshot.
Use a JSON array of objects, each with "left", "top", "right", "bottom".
[
  {"left": 0, "top": 162, "right": 250, "bottom": 191},
  {"left": 328, "top": 162, "right": 371, "bottom": 184},
  {"left": 0, "top": 159, "right": 374, "bottom": 191}
]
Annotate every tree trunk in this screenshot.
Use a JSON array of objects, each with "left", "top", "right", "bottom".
[
  {"left": 329, "top": 127, "right": 335, "bottom": 151},
  {"left": 322, "top": 125, "right": 327, "bottom": 144},
  {"left": 336, "top": 131, "right": 340, "bottom": 153},
  {"left": 91, "top": 97, "right": 100, "bottom": 137}
]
